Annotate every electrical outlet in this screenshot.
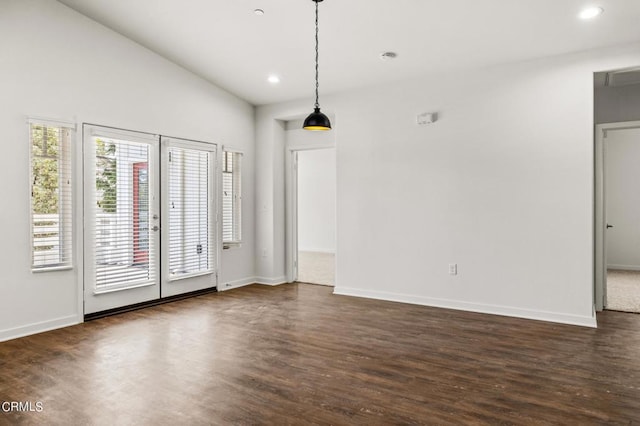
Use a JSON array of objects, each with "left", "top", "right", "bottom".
[{"left": 449, "top": 263, "right": 457, "bottom": 275}]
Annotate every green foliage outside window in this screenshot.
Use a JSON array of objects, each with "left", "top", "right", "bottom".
[
  {"left": 95, "top": 138, "right": 117, "bottom": 213},
  {"left": 31, "top": 126, "right": 60, "bottom": 215}
]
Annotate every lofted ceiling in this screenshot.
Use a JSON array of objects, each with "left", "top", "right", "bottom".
[{"left": 57, "top": 0, "right": 640, "bottom": 106}]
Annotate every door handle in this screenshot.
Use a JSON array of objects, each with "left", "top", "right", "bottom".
[
  {"left": 606, "top": 224, "right": 614, "bottom": 229},
  {"left": 152, "top": 225, "right": 160, "bottom": 232}
]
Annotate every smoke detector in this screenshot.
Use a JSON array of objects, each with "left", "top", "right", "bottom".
[{"left": 380, "top": 51, "right": 398, "bottom": 61}]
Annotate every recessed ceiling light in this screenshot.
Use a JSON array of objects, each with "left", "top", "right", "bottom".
[
  {"left": 267, "top": 75, "right": 280, "bottom": 84},
  {"left": 380, "top": 51, "right": 398, "bottom": 61},
  {"left": 579, "top": 7, "right": 604, "bottom": 20},
  {"left": 254, "top": 9, "right": 265, "bottom": 16}
]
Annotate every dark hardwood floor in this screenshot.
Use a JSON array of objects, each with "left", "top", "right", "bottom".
[{"left": 1, "top": 283, "right": 639, "bottom": 425}]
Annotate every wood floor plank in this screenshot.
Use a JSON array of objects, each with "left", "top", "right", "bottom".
[{"left": 1, "top": 283, "right": 639, "bottom": 425}]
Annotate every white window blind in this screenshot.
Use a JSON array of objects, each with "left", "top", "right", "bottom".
[
  {"left": 168, "top": 147, "right": 213, "bottom": 277},
  {"left": 92, "top": 136, "right": 155, "bottom": 289},
  {"left": 222, "top": 151, "right": 242, "bottom": 245},
  {"left": 30, "top": 122, "right": 73, "bottom": 269}
]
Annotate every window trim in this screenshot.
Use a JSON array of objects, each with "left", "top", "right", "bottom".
[
  {"left": 221, "top": 148, "right": 243, "bottom": 248},
  {"left": 28, "top": 117, "right": 76, "bottom": 272}
]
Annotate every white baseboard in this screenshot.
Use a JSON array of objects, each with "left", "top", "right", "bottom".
[
  {"left": 218, "top": 276, "right": 256, "bottom": 291},
  {"left": 607, "top": 264, "right": 640, "bottom": 271},
  {"left": 0, "top": 314, "right": 82, "bottom": 342},
  {"left": 298, "top": 248, "right": 336, "bottom": 254},
  {"left": 333, "top": 286, "right": 597, "bottom": 328},
  {"left": 255, "top": 276, "right": 288, "bottom": 286},
  {"left": 216, "top": 276, "right": 291, "bottom": 291},
  {"left": 217, "top": 276, "right": 289, "bottom": 290}
]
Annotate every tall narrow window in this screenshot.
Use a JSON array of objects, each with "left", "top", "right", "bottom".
[
  {"left": 222, "top": 151, "right": 242, "bottom": 246},
  {"left": 30, "top": 121, "right": 74, "bottom": 269}
]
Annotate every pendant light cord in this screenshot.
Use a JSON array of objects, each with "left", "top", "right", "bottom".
[{"left": 314, "top": 0, "right": 320, "bottom": 109}]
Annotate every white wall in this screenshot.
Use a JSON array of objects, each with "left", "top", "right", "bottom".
[
  {"left": 257, "top": 42, "right": 640, "bottom": 327},
  {"left": 0, "top": 0, "right": 255, "bottom": 341},
  {"left": 605, "top": 128, "right": 640, "bottom": 270},
  {"left": 296, "top": 148, "right": 336, "bottom": 253},
  {"left": 595, "top": 84, "right": 640, "bottom": 124}
]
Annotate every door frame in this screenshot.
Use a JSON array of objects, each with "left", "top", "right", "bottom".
[
  {"left": 285, "top": 142, "right": 337, "bottom": 283},
  {"left": 83, "top": 124, "right": 161, "bottom": 314},
  {"left": 594, "top": 120, "right": 640, "bottom": 311}
]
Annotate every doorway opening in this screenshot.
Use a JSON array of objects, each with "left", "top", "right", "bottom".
[
  {"left": 296, "top": 148, "right": 336, "bottom": 286},
  {"left": 284, "top": 117, "right": 336, "bottom": 286},
  {"left": 594, "top": 68, "right": 640, "bottom": 313}
]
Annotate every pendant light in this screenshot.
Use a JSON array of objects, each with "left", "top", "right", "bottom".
[{"left": 303, "top": 0, "right": 332, "bottom": 131}]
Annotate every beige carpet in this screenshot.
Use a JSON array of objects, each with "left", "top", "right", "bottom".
[
  {"left": 607, "top": 269, "right": 640, "bottom": 313},
  {"left": 297, "top": 251, "right": 335, "bottom": 286}
]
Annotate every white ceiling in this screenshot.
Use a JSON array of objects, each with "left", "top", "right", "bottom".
[{"left": 57, "top": 0, "right": 640, "bottom": 106}]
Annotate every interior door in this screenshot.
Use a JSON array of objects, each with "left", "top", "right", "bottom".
[
  {"left": 286, "top": 150, "right": 299, "bottom": 282},
  {"left": 292, "top": 151, "right": 299, "bottom": 281},
  {"left": 84, "top": 125, "right": 161, "bottom": 314},
  {"left": 160, "top": 136, "right": 218, "bottom": 297},
  {"left": 603, "top": 126, "right": 640, "bottom": 309},
  {"left": 596, "top": 122, "right": 640, "bottom": 310}
]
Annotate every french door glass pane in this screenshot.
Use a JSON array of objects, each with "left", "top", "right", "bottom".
[
  {"left": 93, "top": 137, "right": 154, "bottom": 289},
  {"left": 168, "top": 147, "right": 212, "bottom": 277}
]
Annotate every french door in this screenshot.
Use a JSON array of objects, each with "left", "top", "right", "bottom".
[
  {"left": 161, "top": 136, "right": 217, "bottom": 298},
  {"left": 83, "top": 125, "right": 218, "bottom": 315}
]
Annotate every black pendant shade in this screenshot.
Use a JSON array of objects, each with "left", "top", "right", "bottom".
[
  {"left": 303, "top": 0, "right": 331, "bottom": 131},
  {"left": 303, "top": 107, "right": 332, "bottom": 131}
]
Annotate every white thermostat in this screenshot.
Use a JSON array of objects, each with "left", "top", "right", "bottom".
[{"left": 417, "top": 112, "right": 437, "bottom": 125}]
